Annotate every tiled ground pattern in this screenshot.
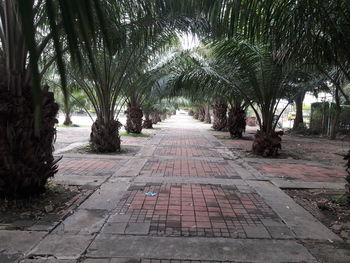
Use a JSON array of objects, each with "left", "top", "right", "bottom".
[
  {"left": 142, "top": 160, "right": 239, "bottom": 178},
  {"left": 160, "top": 139, "right": 209, "bottom": 147},
  {"left": 141, "top": 260, "right": 247, "bottom": 263},
  {"left": 57, "top": 158, "right": 120, "bottom": 176},
  {"left": 155, "top": 146, "right": 220, "bottom": 158},
  {"left": 114, "top": 184, "right": 279, "bottom": 238},
  {"left": 252, "top": 163, "right": 346, "bottom": 182}
]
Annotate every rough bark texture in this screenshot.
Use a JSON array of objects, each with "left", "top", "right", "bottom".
[
  {"left": 227, "top": 106, "right": 246, "bottom": 138},
  {"left": 143, "top": 113, "right": 153, "bottom": 129},
  {"left": 293, "top": 92, "right": 306, "bottom": 130},
  {"left": 205, "top": 106, "right": 211, "bottom": 123},
  {"left": 125, "top": 104, "right": 143, "bottom": 134},
  {"left": 344, "top": 150, "right": 350, "bottom": 204},
  {"left": 252, "top": 130, "right": 284, "bottom": 157},
  {"left": 330, "top": 86, "right": 341, "bottom": 140},
  {"left": 198, "top": 107, "right": 206, "bottom": 122},
  {"left": 90, "top": 119, "right": 122, "bottom": 152},
  {"left": 212, "top": 102, "right": 227, "bottom": 131},
  {"left": 0, "top": 84, "right": 59, "bottom": 198},
  {"left": 151, "top": 112, "right": 161, "bottom": 124}
]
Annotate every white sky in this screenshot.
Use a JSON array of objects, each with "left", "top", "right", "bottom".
[{"left": 179, "top": 33, "right": 200, "bottom": 50}]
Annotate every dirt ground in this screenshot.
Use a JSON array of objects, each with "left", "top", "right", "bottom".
[
  {"left": 0, "top": 185, "right": 91, "bottom": 231},
  {"left": 285, "top": 189, "right": 350, "bottom": 241}
]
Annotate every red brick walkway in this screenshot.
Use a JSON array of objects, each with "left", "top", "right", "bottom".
[
  {"left": 114, "top": 183, "right": 279, "bottom": 238},
  {"left": 58, "top": 158, "right": 121, "bottom": 176},
  {"left": 251, "top": 162, "right": 346, "bottom": 182},
  {"left": 142, "top": 159, "right": 239, "bottom": 178}
]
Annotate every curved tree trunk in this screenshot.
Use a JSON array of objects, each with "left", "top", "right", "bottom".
[
  {"left": 227, "top": 106, "right": 246, "bottom": 138},
  {"left": 0, "top": 85, "right": 59, "bottom": 198},
  {"left": 212, "top": 101, "right": 227, "bottom": 131},
  {"left": 90, "top": 118, "right": 121, "bottom": 152},
  {"left": 143, "top": 113, "right": 153, "bottom": 129},
  {"left": 125, "top": 103, "right": 143, "bottom": 134},
  {"left": 293, "top": 91, "right": 306, "bottom": 130},
  {"left": 330, "top": 86, "right": 341, "bottom": 140}
]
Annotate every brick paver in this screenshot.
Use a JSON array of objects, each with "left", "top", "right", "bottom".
[
  {"left": 155, "top": 146, "right": 220, "bottom": 158},
  {"left": 110, "top": 183, "right": 279, "bottom": 238},
  {"left": 58, "top": 158, "right": 121, "bottom": 176},
  {"left": 142, "top": 160, "right": 239, "bottom": 178},
  {"left": 141, "top": 260, "right": 247, "bottom": 263}
]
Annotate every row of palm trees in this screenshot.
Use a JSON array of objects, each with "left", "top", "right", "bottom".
[{"left": 0, "top": 0, "right": 349, "bottom": 198}]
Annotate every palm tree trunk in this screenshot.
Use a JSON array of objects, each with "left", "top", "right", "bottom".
[
  {"left": 212, "top": 100, "right": 227, "bottom": 131},
  {"left": 198, "top": 106, "right": 206, "bottom": 122},
  {"left": 227, "top": 106, "right": 246, "bottom": 138},
  {"left": 252, "top": 109, "right": 283, "bottom": 157},
  {"left": 90, "top": 118, "right": 121, "bottom": 152},
  {"left": 205, "top": 105, "right": 211, "bottom": 123},
  {"left": 63, "top": 112, "right": 72, "bottom": 126},
  {"left": 143, "top": 112, "right": 153, "bottom": 128},
  {"left": 0, "top": 85, "right": 59, "bottom": 198},
  {"left": 293, "top": 91, "right": 306, "bottom": 130},
  {"left": 125, "top": 102, "right": 143, "bottom": 134},
  {"left": 344, "top": 151, "right": 350, "bottom": 204},
  {"left": 330, "top": 86, "right": 341, "bottom": 140}
]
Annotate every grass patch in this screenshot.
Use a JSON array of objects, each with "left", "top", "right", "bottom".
[
  {"left": 119, "top": 132, "right": 150, "bottom": 137},
  {"left": 332, "top": 194, "right": 348, "bottom": 206}
]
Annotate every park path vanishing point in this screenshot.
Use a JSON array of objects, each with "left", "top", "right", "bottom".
[{"left": 2, "top": 114, "right": 347, "bottom": 263}]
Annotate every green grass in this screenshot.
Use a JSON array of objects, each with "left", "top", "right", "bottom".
[
  {"left": 119, "top": 132, "right": 150, "bottom": 137},
  {"left": 332, "top": 194, "right": 348, "bottom": 206}
]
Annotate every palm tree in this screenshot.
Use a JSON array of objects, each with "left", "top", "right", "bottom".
[
  {"left": 0, "top": 1, "right": 60, "bottom": 197},
  {"left": 71, "top": 41, "right": 137, "bottom": 152}
]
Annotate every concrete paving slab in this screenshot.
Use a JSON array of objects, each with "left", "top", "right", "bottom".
[
  {"left": 266, "top": 226, "right": 295, "bottom": 239},
  {"left": 82, "top": 258, "right": 139, "bottom": 263},
  {"left": 243, "top": 225, "right": 271, "bottom": 238},
  {"left": 124, "top": 222, "right": 150, "bottom": 235},
  {"left": 29, "top": 234, "right": 93, "bottom": 259},
  {"left": 101, "top": 222, "right": 128, "bottom": 234},
  {"left": 80, "top": 180, "right": 130, "bottom": 211},
  {"left": 271, "top": 179, "right": 346, "bottom": 189},
  {"left": 0, "top": 253, "right": 21, "bottom": 263},
  {"left": 53, "top": 209, "right": 108, "bottom": 235},
  {"left": 0, "top": 230, "right": 45, "bottom": 255},
  {"left": 112, "top": 158, "right": 147, "bottom": 178},
  {"left": 87, "top": 235, "right": 317, "bottom": 262},
  {"left": 20, "top": 259, "right": 76, "bottom": 263},
  {"left": 248, "top": 180, "right": 342, "bottom": 241}
]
